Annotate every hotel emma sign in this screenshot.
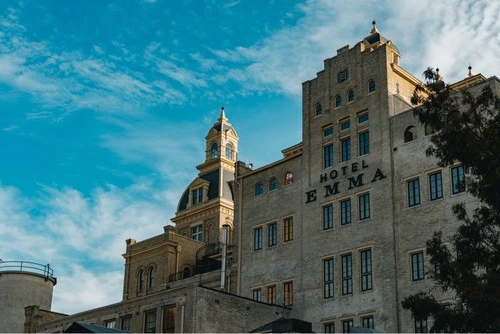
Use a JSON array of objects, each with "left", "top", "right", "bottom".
[{"left": 305, "top": 160, "right": 386, "bottom": 203}]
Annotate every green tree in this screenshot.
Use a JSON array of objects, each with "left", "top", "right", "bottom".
[{"left": 401, "top": 68, "right": 500, "bottom": 332}]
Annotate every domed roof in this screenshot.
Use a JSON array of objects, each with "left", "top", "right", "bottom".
[{"left": 207, "top": 107, "right": 238, "bottom": 138}]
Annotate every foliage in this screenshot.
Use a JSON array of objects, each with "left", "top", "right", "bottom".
[{"left": 402, "top": 68, "right": 500, "bottom": 332}]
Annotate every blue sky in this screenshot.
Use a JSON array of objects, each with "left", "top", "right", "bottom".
[{"left": 1, "top": 0, "right": 499, "bottom": 314}]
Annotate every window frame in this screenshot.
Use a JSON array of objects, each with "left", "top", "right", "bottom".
[
  {"left": 210, "top": 142, "right": 218, "bottom": 159},
  {"left": 404, "top": 126, "right": 416, "bottom": 142},
  {"left": 347, "top": 89, "right": 355, "bottom": 103},
  {"left": 368, "top": 79, "right": 376, "bottom": 94},
  {"left": 340, "top": 119, "right": 351, "bottom": 131},
  {"left": 268, "top": 222, "right": 277, "bottom": 247},
  {"left": 411, "top": 251, "right": 425, "bottom": 281},
  {"left": 254, "top": 183, "right": 264, "bottom": 196},
  {"left": 144, "top": 310, "right": 157, "bottom": 333},
  {"left": 358, "top": 113, "right": 369, "bottom": 124},
  {"left": 192, "top": 224, "right": 203, "bottom": 242},
  {"left": 358, "top": 193, "right": 370, "bottom": 220},
  {"left": 252, "top": 288, "right": 262, "bottom": 301},
  {"left": 360, "top": 249, "right": 372, "bottom": 291},
  {"left": 323, "top": 258, "right": 334, "bottom": 299},
  {"left": 162, "top": 305, "right": 176, "bottom": 333},
  {"left": 429, "top": 171, "right": 443, "bottom": 201},
  {"left": 120, "top": 316, "right": 132, "bottom": 332},
  {"left": 315, "top": 103, "right": 323, "bottom": 116},
  {"left": 283, "top": 217, "right": 293, "bottom": 242},
  {"left": 451, "top": 165, "right": 465, "bottom": 194},
  {"left": 340, "top": 198, "right": 352, "bottom": 225},
  {"left": 335, "top": 95, "right": 342, "bottom": 108},
  {"left": 254, "top": 227, "right": 263, "bottom": 251},
  {"left": 148, "top": 266, "right": 155, "bottom": 288},
  {"left": 225, "top": 143, "right": 233, "bottom": 160},
  {"left": 269, "top": 177, "right": 278, "bottom": 191},
  {"left": 323, "top": 204, "right": 333, "bottom": 230},
  {"left": 341, "top": 254, "right": 353, "bottom": 295},
  {"left": 324, "top": 126, "right": 334, "bottom": 137},
  {"left": 323, "top": 143, "right": 334, "bottom": 169},
  {"left": 342, "top": 319, "right": 354, "bottom": 333},
  {"left": 407, "top": 178, "right": 421, "bottom": 207},
  {"left": 283, "top": 281, "right": 293, "bottom": 307},
  {"left": 361, "top": 316, "right": 374, "bottom": 329},
  {"left": 341, "top": 137, "right": 351, "bottom": 162},
  {"left": 267, "top": 285, "right": 276, "bottom": 304},
  {"left": 359, "top": 131, "right": 370, "bottom": 156}
]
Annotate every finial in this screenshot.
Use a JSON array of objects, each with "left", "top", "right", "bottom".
[
  {"left": 218, "top": 106, "right": 227, "bottom": 122},
  {"left": 435, "top": 67, "right": 442, "bottom": 81},
  {"left": 468, "top": 65, "right": 472, "bottom": 77},
  {"left": 371, "top": 20, "right": 378, "bottom": 34}
]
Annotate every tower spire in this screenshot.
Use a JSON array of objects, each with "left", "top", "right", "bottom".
[
  {"left": 218, "top": 106, "right": 227, "bottom": 123},
  {"left": 371, "top": 20, "right": 379, "bottom": 34}
]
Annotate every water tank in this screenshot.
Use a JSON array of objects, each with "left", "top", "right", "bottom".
[{"left": 0, "top": 260, "right": 57, "bottom": 333}]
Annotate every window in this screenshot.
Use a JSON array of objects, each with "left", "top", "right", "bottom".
[
  {"left": 341, "top": 137, "right": 351, "bottom": 162},
  {"left": 269, "top": 178, "right": 278, "bottom": 191},
  {"left": 284, "top": 217, "right": 293, "bottom": 242},
  {"left": 192, "top": 187, "right": 203, "bottom": 205},
  {"left": 342, "top": 254, "right": 353, "bottom": 295},
  {"left": 162, "top": 306, "right": 176, "bottom": 333},
  {"left": 324, "top": 258, "right": 334, "bottom": 298},
  {"left": 283, "top": 281, "right": 293, "bottom": 307},
  {"left": 138, "top": 269, "right": 144, "bottom": 292},
  {"left": 411, "top": 252, "right": 425, "bottom": 281},
  {"left": 359, "top": 193, "right": 370, "bottom": 220},
  {"left": 347, "top": 89, "right": 355, "bottom": 102},
  {"left": 148, "top": 266, "right": 154, "bottom": 288},
  {"left": 324, "top": 126, "right": 334, "bottom": 137},
  {"left": 254, "top": 227, "right": 263, "bottom": 250},
  {"left": 362, "top": 316, "right": 374, "bottom": 329},
  {"left": 429, "top": 171, "right": 443, "bottom": 201},
  {"left": 368, "top": 79, "right": 376, "bottom": 93},
  {"left": 192, "top": 225, "right": 203, "bottom": 242},
  {"left": 361, "top": 249, "right": 372, "bottom": 291},
  {"left": 267, "top": 285, "right": 276, "bottom": 304},
  {"left": 335, "top": 95, "right": 342, "bottom": 108},
  {"left": 284, "top": 172, "right": 294, "bottom": 185},
  {"left": 144, "top": 310, "right": 156, "bottom": 333},
  {"left": 415, "top": 318, "right": 428, "bottom": 333},
  {"left": 268, "top": 223, "right": 277, "bottom": 246},
  {"left": 342, "top": 319, "right": 354, "bottom": 333},
  {"left": 407, "top": 178, "right": 421, "bottom": 207},
  {"left": 451, "top": 165, "right": 465, "bottom": 194},
  {"left": 359, "top": 131, "right": 370, "bottom": 155},
  {"left": 358, "top": 113, "right": 369, "bottom": 124},
  {"left": 210, "top": 142, "right": 218, "bottom": 159},
  {"left": 225, "top": 143, "right": 233, "bottom": 160},
  {"left": 324, "top": 144, "right": 334, "bottom": 168},
  {"left": 252, "top": 288, "right": 261, "bottom": 301},
  {"left": 120, "top": 316, "right": 131, "bottom": 332},
  {"left": 404, "top": 126, "right": 416, "bottom": 142},
  {"left": 341, "top": 119, "right": 351, "bottom": 131},
  {"left": 315, "top": 103, "right": 323, "bottom": 116},
  {"left": 255, "top": 183, "right": 263, "bottom": 196},
  {"left": 323, "top": 204, "right": 333, "bottom": 230},
  {"left": 104, "top": 319, "right": 116, "bottom": 329},
  {"left": 324, "top": 323, "right": 335, "bottom": 333},
  {"left": 340, "top": 199, "right": 351, "bottom": 225}
]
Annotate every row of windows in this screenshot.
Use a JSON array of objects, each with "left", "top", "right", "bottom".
[
  {"left": 323, "top": 131, "right": 369, "bottom": 168},
  {"left": 137, "top": 265, "right": 156, "bottom": 293},
  {"left": 323, "top": 315, "right": 375, "bottom": 333},
  {"left": 103, "top": 305, "right": 176, "bottom": 332},
  {"left": 406, "top": 165, "right": 465, "bottom": 207},
  {"left": 210, "top": 142, "right": 234, "bottom": 160},
  {"left": 314, "top": 80, "right": 376, "bottom": 116},
  {"left": 252, "top": 281, "right": 293, "bottom": 307},
  {"left": 322, "top": 193, "right": 370, "bottom": 230},
  {"left": 254, "top": 217, "right": 293, "bottom": 250},
  {"left": 404, "top": 123, "right": 437, "bottom": 143},
  {"left": 254, "top": 172, "right": 294, "bottom": 196},
  {"left": 322, "top": 113, "right": 368, "bottom": 138}
]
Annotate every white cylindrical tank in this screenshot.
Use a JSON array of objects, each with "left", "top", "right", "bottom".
[{"left": 0, "top": 261, "right": 57, "bottom": 333}]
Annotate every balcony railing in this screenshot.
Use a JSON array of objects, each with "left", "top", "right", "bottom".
[{"left": 0, "top": 260, "right": 55, "bottom": 279}]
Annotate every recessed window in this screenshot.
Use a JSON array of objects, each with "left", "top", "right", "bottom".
[
  {"left": 284, "top": 217, "right": 293, "bottom": 242},
  {"left": 411, "top": 252, "right": 425, "bottom": 281},
  {"left": 269, "top": 178, "right": 278, "bottom": 191},
  {"left": 315, "top": 103, "right": 323, "bottom": 116},
  {"left": 323, "top": 144, "right": 334, "bottom": 169},
  {"left": 359, "top": 193, "right": 370, "bottom": 220},
  {"left": 347, "top": 89, "right": 355, "bottom": 102},
  {"left": 362, "top": 316, "right": 374, "bottom": 330},
  {"left": 341, "top": 119, "right": 351, "bottom": 131},
  {"left": 415, "top": 318, "right": 428, "bottom": 333},
  {"left": 342, "top": 319, "right": 354, "bottom": 333},
  {"left": 225, "top": 143, "right": 233, "bottom": 160},
  {"left": 429, "top": 171, "right": 443, "bottom": 201},
  {"left": 210, "top": 143, "right": 218, "bottom": 159},
  {"left": 341, "top": 137, "right": 351, "bottom": 162},
  {"left": 404, "top": 126, "right": 416, "bottom": 142},
  {"left": 341, "top": 254, "right": 352, "bottom": 295},
  {"left": 358, "top": 113, "right": 369, "bottom": 124},
  {"left": 192, "top": 187, "right": 203, "bottom": 205},
  {"left": 283, "top": 281, "right": 293, "bottom": 307},
  {"left": 120, "top": 317, "right": 132, "bottom": 332},
  {"left": 451, "top": 165, "right": 465, "bottom": 194},
  {"left": 368, "top": 79, "right": 376, "bottom": 93},
  {"left": 268, "top": 223, "right": 277, "bottom": 247},
  {"left": 104, "top": 319, "right": 116, "bottom": 329},
  {"left": 267, "top": 285, "right": 276, "bottom": 304},
  {"left": 340, "top": 199, "right": 351, "bottom": 225},
  {"left": 255, "top": 183, "right": 263, "bottom": 196},
  {"left": 359, "top": 131, "right": 370, "bottom": 156},
  {"left": 335, "top": 95, "right": 342, "bottom": 108},
  {"left": 284, "top": 172, "right": 294, "bottom": 185},
  {"left": 138, "top": 269, "right": 144, "bottom": 292},
  {"left": 324, "top": 323, "right": 335, "bottom": 333},
  {"left": 144, "top": 311, "right": 157, "bottom": 333},
  {"left": 323, "top": 204, "right": 333, "bottom": 230},
  {"left": 252, "top": 288, "right": 261, "bottom": 301},
  {"left": 162, "top": 306, "right": 176, "bottom": 333},
  {"left": 361, "top": 249, "right": 372, "bottom": 291},
  {"left": 324, "top": 126, "right": 334, "bottom": 137},
  {"left": 192, "top": 225, "right": 203, "bottom": 241},
  {"left": 408, "top": 178, "right": 421, "bottom": 207},
  {"left": 148, "top": 266, "right": 155, "bottom": 288},
  {"left": 323, "top": 258, "right": 334, "bottom": 298},
  {"left": 254, "top": 227, "right": 263, "bottom": 250}
]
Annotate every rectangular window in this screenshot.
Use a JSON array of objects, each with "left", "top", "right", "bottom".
[
  {"left": 104, "top": 319, "right": 116, "bottom": 329},
  {"left": 340, "top": 199, "right": 351, "bottom": 225},
  {"left": 120, "top": 316, "right": 131, "bottom": 332},
  {"left": 323, "top": 204, "right": 333, "bottom": 230},
  {"left": 254, "top": 227, "right": 263, "bottom": 250},
  {"left": 324, "top": 323, "right": 335, "bottom": 333},
  {"left": 268, "top": 223, "right": 277, "bottom": 246},
  {"left": 284, "top": 217, "right": 293, "bottom": 242},
  {"left": 358, "top": 113, "right": 369, "bottom": 124},
  {"left": 361, "top": 249, "right": 373, "bottom": 291},
  {"left": 362, "top": 316, "right": 374, "bottom": 329},
  {"left": 283, "top": 281, "right": 293, "bottom": 307},
  {"left": 358, "top": 193, "right": 370, "bottom": 220},
  {"left": 429, "top": 171, "right": 443, "bottom": 200},
  {"left": 411, "top": 252, "right": 425, "bottom": 281},
  {"left": 144, "top": 311, "right": 156, "bottom": 333},
  {"left": 162, "top": 306, "right": 176, "bottom": 333},
  {"left": 324, "top": 127, "right": 334, "bottom": 137},
  {"left": 415, "top": 318, "right": 428, "bottom": 333},
  {"left": 342, "top": 254, "right": 353, "bottom": 295},
  {"left": 342, "top": 319, "right": 354, "bottom": 333},
  {"left": 324, "top": 144, "right": 334, "bottom": 168},
  {"left": 359, "top": 131, "right": 370, "bottom": 155},
  {"left": 252, "top": 288, "right": 261, "bottom": 301},
  {"left": 341, "top": 120, "right": 351, "bottom": 131},
  {"left": 341, "top": 137, "right": 351, "bottom": 162},
  {"left": 267, "top": 285, "right": 276, "bottom": 304},
  {"left": 192, "top": 189, "right": 198, "bottom": 205},
  {"left": 451, "top": 165, "right": 465, "bottom": 194},
  {"left": 324, "top": 258, "right": 334, "bottom": 299},
  {"left": 192, "top": 225, "right": 203, "bottom": 242},
  {"left": 408, "top": 178, "right": 421, "bottom": 207}
]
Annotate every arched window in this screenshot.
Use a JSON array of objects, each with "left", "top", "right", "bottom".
[
  {"left": 211, "top": 143, "right": 218, "bottom": 159},
  {"left": 284, "top": 172, "right": 294, "bottom": 185},
  {"left": 138, "top": 269, "right": 144, "bottom": 292},
  {"left": 255, "top": 183, "right": 263, "bottom": 196},
  {"left": 315, "top": 103, "right": 323, "bottom": 116},
  {"left": 225, "top": 143, "right": 233, "bottom": 160},
  {"left": 368, "top": 80, "right": 376, "bottom": 93},
  {"left": 269, "top": 178, "right": 278, "bottom": 191},
  {"left": 335, "top": 95, "right": 342, "bottom": 108},
  {"left": 183, "top": 266, "right": 191, "bottom": 279},
  {"left": 148, "top": 267, "right": 154, "bottom": 288},
  {"left": 404, "top": 126, "right": 416, "bottom": 142},
  {"left": 347, "top": 89, "right": 355, "bottom": 102}
]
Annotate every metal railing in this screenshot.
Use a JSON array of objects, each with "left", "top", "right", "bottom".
[{"left": 0, "top": 260, "right": 55, "bottom": 278}]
